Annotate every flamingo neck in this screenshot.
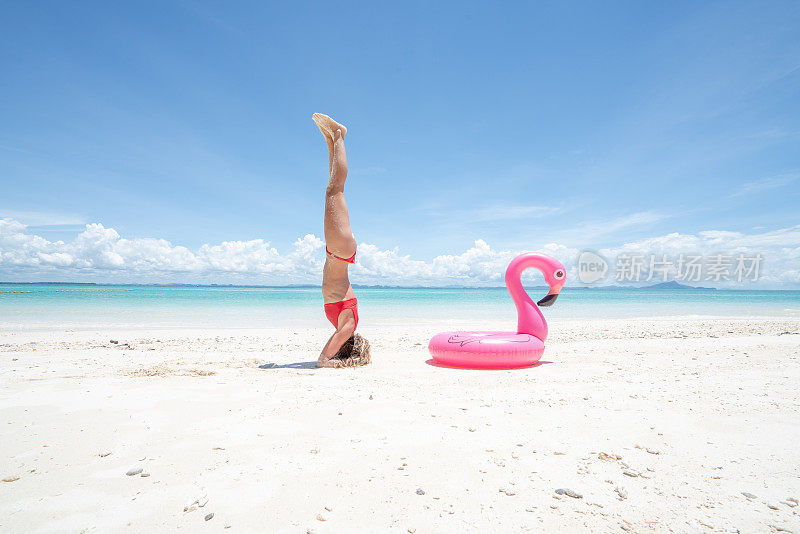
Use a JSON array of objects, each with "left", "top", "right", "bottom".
[{"left": 504, "top": 255, "right": 549, "bottom": 341}]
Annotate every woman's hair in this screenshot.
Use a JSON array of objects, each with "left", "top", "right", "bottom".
[{"left": 333, "top": 333, "right": 371, "bottom": 368}]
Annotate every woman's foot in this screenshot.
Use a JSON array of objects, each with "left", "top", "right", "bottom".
[
  {"left": 312, "top": 113, "right": 334, "bottom": 140},
  {"left": 315, "top": 113, "right": 347, "bottom": 138}
]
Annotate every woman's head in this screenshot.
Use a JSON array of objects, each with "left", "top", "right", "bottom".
[{"left": 333, "top": 333, "right": 371, "bottom": 368}]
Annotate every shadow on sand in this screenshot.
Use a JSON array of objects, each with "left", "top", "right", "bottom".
[
  {"left": 424, "top": 359, "right": 552, "bottom": 370},
  {"left": 259, "top": 361, "right": 318, "bottom": 370}
]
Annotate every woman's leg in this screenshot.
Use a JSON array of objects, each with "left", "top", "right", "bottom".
[{"left": 323, "top": 128, "right": 357, "bottom": 257}]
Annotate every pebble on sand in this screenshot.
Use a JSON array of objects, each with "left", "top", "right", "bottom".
[
  {"left": 184, "top": 494, "right": 206, "bottom": 512},
  {"left": 741, "top": 492, "right": 758, "bottom": 500},
  {"left": 2, "top": 475, "right": 19, "bottom": 483},
  {"left": 555, "top": 488, "right": 583, "bottom": 499},
  {"left": 98, "top": 451, "right": 112, "bottom": 457},
  {"left": 125, "top": 467, "right": 143, "bottom": 476},
  {"left": 416, "top": 488, "right": 425, "bottom": 495},
  {"left": 204, "top": 513, "right": 214, "bottom": 521}
]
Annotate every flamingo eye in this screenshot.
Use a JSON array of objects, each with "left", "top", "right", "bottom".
[{"left": 554, "top": 270, "right": 565, "bottom": 280}]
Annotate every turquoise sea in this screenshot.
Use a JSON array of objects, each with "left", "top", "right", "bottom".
[{"left": 1, "top": 284, "right": 799, "bottom": 331}]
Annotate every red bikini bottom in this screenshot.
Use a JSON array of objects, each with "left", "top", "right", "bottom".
[{"left": 324, "top": 297, "right": 358, "bottom": 330}]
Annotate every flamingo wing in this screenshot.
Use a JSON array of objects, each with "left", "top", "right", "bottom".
[{"left": 446, "top": 332, "right": 535, "bottom": 346}]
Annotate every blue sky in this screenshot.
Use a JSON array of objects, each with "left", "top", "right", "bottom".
[{"left": 1, "top": 1, "right": 799, "bottom": 285}]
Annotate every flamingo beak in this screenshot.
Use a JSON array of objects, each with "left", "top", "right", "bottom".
[{"left": 537, "top": 283, "right": 563, "bottom": 307}]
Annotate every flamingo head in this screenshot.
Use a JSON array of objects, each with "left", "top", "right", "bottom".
[{"left": 536, "top": 256, "right": 567, "bottom": 307}]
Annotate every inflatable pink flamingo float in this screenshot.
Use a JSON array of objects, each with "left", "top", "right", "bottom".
[{"left": 428, "top": 253, "right": 566, "bottom": 369}]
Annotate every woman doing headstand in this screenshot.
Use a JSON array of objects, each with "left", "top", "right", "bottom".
[{"left": 312, "top": 113, "right": 369, "bottom": 368}]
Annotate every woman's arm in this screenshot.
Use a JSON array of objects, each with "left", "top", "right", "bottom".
[{"left": 317, "top": 315, "right": 356, "bottom": 367}]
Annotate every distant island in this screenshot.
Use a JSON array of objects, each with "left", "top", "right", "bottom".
[{"left": 642, "top": 281, "right": 716, "bottom": 290}]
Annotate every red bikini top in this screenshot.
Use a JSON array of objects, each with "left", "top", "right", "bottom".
[{"left": 326, "top": 247, "right": 356, "bottom": 264}]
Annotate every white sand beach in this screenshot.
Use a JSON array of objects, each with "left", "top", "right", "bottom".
[{"left": 1, "top": 317, "right": 799, "bottom": 533}]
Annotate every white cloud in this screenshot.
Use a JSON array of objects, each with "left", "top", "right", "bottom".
[
  {"left": 1, "top": 218, "right": 799, "bottom": 287},
  {"left": 597, "top": 226, "right": 800, "bottom": 287},
  {"left": 730, "top": 171, "right": 799, "bottom": 197},
  {"left": 589, "top": 211, "right": 667, "bottom": 235},
  {"left": 414, "top": 202, "right": 563, "bottom": 224},
  {"left": 0, "top": 209, "right": 85, "bottom": 227},
  {"left": 547, "top": 211, "right": 670, "bottom": 246}
]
